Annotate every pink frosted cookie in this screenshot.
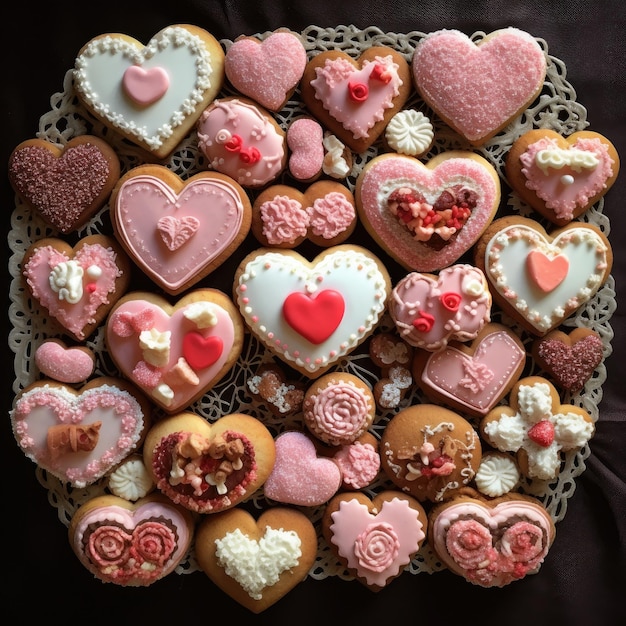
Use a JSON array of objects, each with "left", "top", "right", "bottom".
[
  {"left": 73, "top": 25, "right": 225, "bottom": 159},
  {"left": 286, "top": 117, "right": 325, "bottom": 182},
  {"left": 322, "top": 490, "right": 427, "bottom": 591},
  {"left": 110, "top": 164, "right": 251, "bottom": 296},
  {"left": 331, "top": 432, "right": 381, "bottom": 490},
  {"left": 233, "top": 245, "right": 391, "bottom": 378},
  {"left": 34, "top": 339, "right": 96, "bottom": 384},
  {"left": 474, "top": 216, "right": 613, "bottom": 336},
  {"left": 412, "top": 28, "right": 547, "bottom": 145},
  {"left": 428, "top": 490, "right": 555, "bottom": 587},
  {"left": 10, "top": 377, "right": 150, "bottom": 488},
  {"left": 356, "top": 151, "right": 500, "bottom": 272},
  {"left": 69, "top": 493, "right": 194, "bottom": 586},
  {"left": 225, "top": 30, "right": 307, "bottom": 112},
  {"left": 8, "top": 136, "right": 120, "bottom": 234},
  {"left": 301, "top": 46, "right": 412, "bottom": 153},
  {"left": 506, "top": 129, "right": 620, "bottom": 226},
  {"left": 105, "top": 289, "right": 244, "bottom": 414},
  {"left": 389, "top": 264, "right": 492, "bottom": 351},
  {"left": 197, "top": 96, "right": 287, "bottom": 188},
  {"left": 22, "top": 234, "right": 131, "bottom": 342}
]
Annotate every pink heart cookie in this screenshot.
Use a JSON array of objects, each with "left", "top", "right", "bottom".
[
  {"left": 10, "top": 377, "right": 150, "bottom": 488},
  {"left": 34, "top": 339, "right": 95, "bottom": 383},
  {"left": 105, "top": 289, "right": 244, "bottom": 414},
  {"left": 225, "top": 30, "right": 307, "bottom": 111},
  {"left": 22, "top": 235, "right": 131, "bottom": 341},
  {"left": 356, "top": 152, "right": 500, "bottom": 272},
  {"left": 111, "top": 166, "right": 251, "bottom": 295},
  {"left": 413, "top": 28, "right": 547, "bottom": 145},
  {"left": 287, "top": 117, "right": 325, "bottom": 182}
]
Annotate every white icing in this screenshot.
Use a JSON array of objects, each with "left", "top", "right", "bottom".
[
  {"left": 108, "top": 456, "right": 154, "bottom": 500},
  {"left": 183, "top": 302, "right": 218, "bottom": 329},
  {"left": 49, "top": 260, "right": 84, "bottom": 304},
  {"left": 475, "top": 454, "right": 520, "bottom": 497},
  {"left": 322, "top": 133, "right": 351, "bottom": 178},
  {"left": 385, "top": 109, "right": 434, "bottom": 155},
  {"left": 535, "top": 148, "right": 599, "bottom": 173},
  {"left": 139, "top": 328, "right": 171, "bottom": 366}
]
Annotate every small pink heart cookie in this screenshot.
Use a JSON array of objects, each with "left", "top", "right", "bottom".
[
  {"left": 10, "top": 377, "right": 150, "bottom": 488},
  {"left": 111, "top": 165, "right": 251, "bottom": 295},
  {"left": 106, "top": 289, "right": 244, "bottom": 414},
  {"left": 34, "top": 339, "right": 95, "bottom": 383},
  {"left": 287, "top": 117, "right": 325, "bottom": 182},
  {"left": 22, "top": 234, "right": 131, "bottom": 342},
  {"left": 225, "top": 30, "right": 307, "bottom": 112},
  {"left": 412, "top": 28, "right": 547, "bottom": 145},
  {"left": 356, "top": 151, "right": 500, "bottom": 272},
  {"left": 69, "top": 493, "right": 194, "bottom": 586}
]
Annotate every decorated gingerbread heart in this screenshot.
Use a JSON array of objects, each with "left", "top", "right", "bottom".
[
  {"left": 73, "top": 25, "right": 225, "bottom": 159},
  {"left": 356, "top": 152, "right": 500, "bottom": 272},
  {"left": 301, "top": 46, "right": 412, "bottom": 153},
  {"left": 111, "top": 165, "right": 251, "bottom": 295},
  {"left": 143, "top": 411, "right": 275, "bottom": 514},
  {"left": 10, "top": 377, "right": 150, "bottom": 488},
  {"left": 105, "top": 289, "right": 244, "bottom": 413},
  {"left": 233, "top": 245, "right": 391, "bottom": 378}
]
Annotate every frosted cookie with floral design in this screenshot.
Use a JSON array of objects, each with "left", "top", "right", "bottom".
[
  {"left": 195, "top": 506, "right": 317, "bottom": 613},
  {"left": 22, "top": 235, "right": 131, "bottom": 342},
  {"left": 110, "top": 165, "right": 251, "bottom": 295},
  {"left": 480, "top": 376, "right": 595, "bottom": 481},
  {"left": 474, "top": 216, "right": 613, "bottom": 336},
  {"left": 356, "top": 151, "right": 500, "bottom": 272},
  {"left": 233, "top": 245, "right": 391, "bottom": 378},
  {"left": 69, "top": 493, "right": 193, "bottom": 586},
  {"left": 369, "top": 331, "right": 414, "bottom": 410},
  {"left": 428, "top": 489, "right": 555, "bottom": 587},
  {"left": 330, "top": 432, "right": 381, "bottom": 490},
  {"left": 506, "top": 129, "right": 619, "bottom": 225},
  {"left": 322, "top": 490, "right": 427, "bottom": 591},
  {"left": 301, "top": 46, "right": 412, "bottom": 153},
  {"left": 143, "top": 411, "right": 275, "bottom": 514},
  {"left": 73, "top": 25, "right": 225, "bottom": 159},
  {"left": 105, "top": 289, "right": 243, "bottom": 414}
]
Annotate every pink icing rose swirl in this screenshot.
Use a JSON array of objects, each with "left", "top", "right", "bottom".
[
  {"left": 132, "top": 521, "right": 177, "bottom": 568},
  {"left": 353, "top": 521, "right": 399, "bottom": 573},
  {"left": 445, "top": 518, "right": 494, "bottom": 570},
  {"left": 307, "top": 192, "right": 355, "bottom": 239},
  {"left": 334, "top": 442, "right": 380, "bottom": 489},
  {"left": 260, "top": 195, "right": 309, "bottom": 244},
  {"left": 499, "top": 521, "right": 547, "bottom": 571},
  {"left": 88, "top": 524, "right": 133, "bottom": 568}
]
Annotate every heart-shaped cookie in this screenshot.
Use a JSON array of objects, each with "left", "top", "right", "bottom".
[
  {"left": 412, "top": 28, "right": 547, "bottom": 145},
  {"left": 22, "top": 234, "right": 131, "bottom": 341},
  {"left": 233, "top": 245, "right": 391, "bottom": 378},
  {"left": 474, "top": 217, "right": 613, "bottom": 336},
  {"left": 225, "top": 30, "right": 307, "bottom": 111},
  {"left": 356, "top": 152, "right": 500, "bottom": 272},
  {"left": 8, "top": 136, "right": 120, "bottom": 233},
  {"left": 413, "top": 323, "right": 526, "bottom": 418},
  {"left": 196, "top": 506, "right": 316, "bottom": 613},
  {"left": 301, "top": 46, "right": 412, "bottom": 153},
  {"left": 10, "top": 377, "right": 150, "bottom": 488},
  {"left": 111, "top": 165, "right": 251, "bottom": 295},
  {"left": 34, "top": 339, "right": 95, "bottom": 383},
  {"left": 105, "top": 289, "right": 243, "bottom": 413},
  {"left": 506, "top": 129, "right": 620, "bottom": 225},
  {"left": 143, "top": 411, "right": 275, "bottom": 514},
  {"left": 69, "top": 493, "right": 194, "bottom": 586},
  {"left": 322, "top": 490, "right": 427, "bottom": 591},
  {"left": 73, "top": 25, "right": 225, "bottom": 159},
  {"left": 429, "top": 490, "right": 555, "bottom": 587}
]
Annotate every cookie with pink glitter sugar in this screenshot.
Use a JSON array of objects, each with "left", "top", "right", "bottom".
[
  {"left": 34, "top": 339, "right": 96, "bottom": 384},
  {"left": 286, "top": 117, "right": 325, "bottom": 182}
]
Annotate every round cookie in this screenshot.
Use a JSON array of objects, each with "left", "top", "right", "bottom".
[
  {"left": 383, "top": 109, "right": 434, "bottom": 156},
  {"left": 474, "top": 452, "right": 521, "bottom": 498},
  {"left": 107, "top": 453, "right": 155, "bottom": 501}
]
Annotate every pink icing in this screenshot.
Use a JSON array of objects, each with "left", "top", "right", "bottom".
[
  {"left": 114, "top": 174, "right": 246, "bottom": 293},
  {"left": 413, "top": 28, "right": 546, "bottom": 143},
  {"left": 23, "top": 242, "right": 124, "bottom": 340},
  {"left": 329, "top": 498, "right": 425, "bottom": 587},
  {"left": 122, "top": 65, "right": 170, "bottom": 106},
  {"left": 519, "top": 137, "right": 615, "bottom": 220},
  {"left": 311, "top": 55, "right": 403, "bottom": 140},
  {"left": 287, "top": 118, "right": 325, "bottom": 180},
  {"left": 307, "top": 192, "right": 355, "bottom": 239},
  {"left": 260, "top": 195, "right": 309, "bottom": 244},
  {"left": 390, "top": 264, "right": 491, "bottom": 350},
  {"left": 197, "top": 98, "right": 285, "bottom": 187},
  {"left": 333, "top": 441, "right": 380, "bottom": 489},
  {"left": 34, "top": 340, "right": 95, "bottom": 383}
]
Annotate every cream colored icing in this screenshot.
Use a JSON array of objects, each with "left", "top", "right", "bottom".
[
  {"left": 322, "top": 133, "right": 351, "bottom": 178},
  {"left": 108, "top": 455, "right": 155, "bottom": 501},
  {"left": 385, "top": 109, "right": 434, "bottom": 155},
  {"left": 474, "top": 453, "right": 520, "bottom": 496}
]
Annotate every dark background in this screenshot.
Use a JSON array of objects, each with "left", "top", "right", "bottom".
[{"left": 3, "top": 1, "right": 625, "bottom": 623}]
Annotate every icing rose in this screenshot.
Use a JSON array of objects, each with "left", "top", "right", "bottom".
[
  {"left": 500, "top": 521, "right": 546, "bottom": 568},
  {"left": 132, "top": 521, "right": 177, "bottom": 568},
  {"left": 353, "top": 522, "right": 399, "bottom": 573},
  {"left": 307, "top": 192, "right": 355, "bottom": 239},
  {"left": 334, "top": 442, "right": 380, "bottom": 489},
  {"left": 88, "top": 524, "right": 133, "bottom": 567},
  {"left": 445, "top": 519, "right": 495, "bottom": 570},
  {"left": 440, "top": 292, "right": 462, "bottom": 311},
  {"left": 260, "top": 195, "right": 309, "bottom": 245}
]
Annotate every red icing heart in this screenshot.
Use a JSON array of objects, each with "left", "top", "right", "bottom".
[
  {"left": 282, "top": 289, "right": 345, "bottom": 344},
  {"left": 526, "top": 250, "right": 569, "bottom": 292},
  {"left": 122, "top": 65, "right": 170, "bottom": 106},
  {"left": 182, "top": 332, "right": 224, "bottom": 370}
]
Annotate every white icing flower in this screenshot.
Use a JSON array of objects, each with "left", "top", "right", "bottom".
[
  {"left": 322, "top": 133, "right": 351, "bottom": 178},
  {"left": 108, "top": 456, "right": 154, "bottom": 501},
  {"left": 385, "top": 109, "right": 433, "bottom": 155},
  {"left": 183, "top": 302, "right": 218, "bottom": 329},
  {"left": 475, "top": 454, "right": 520, "bottom": 497},
  {"left": 139, "top": 328, "right": 171, "bottom": 366},
  {"left": 49, "top": 260, "right": 84, "bottom": 304}
]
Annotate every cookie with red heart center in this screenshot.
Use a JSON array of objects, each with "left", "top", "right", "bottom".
[
  {"left": 8, "top": 136, "right": 120, "bottom": 233},
  {"left": 105, "top": 289, "right": 244, "bottom": 414},
  {"left": 110, "top": 165, "right": 251, "bottom": 295},
  {"left": 143, "top": 411, "right": 275, "bottom": 514},
  {"left": 195, "top": 505, "right": 317, "bottom": 613},
  {"left": 69, "top": 493, "right": 194, "bottom": 586},
  {"left": 301, "top": 46, "right": 412, "bottom": 153},
  {"left": 506, "top": 129, "right": 620, "bottom": 225}
]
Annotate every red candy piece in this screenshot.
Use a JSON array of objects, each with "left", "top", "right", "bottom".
[
  {"left": 282, "top": 289, "right": 345, "bottom": 344},
  {"left": 182, "top": 332, "right": 224, "bottom": 370},
  {"left": 527, "top": 420, "right": 555, "bottom": 447}
]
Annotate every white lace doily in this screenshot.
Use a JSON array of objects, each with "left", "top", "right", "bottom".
[{"left": 7, "top": 25, "right": 616, "bottom": 581}]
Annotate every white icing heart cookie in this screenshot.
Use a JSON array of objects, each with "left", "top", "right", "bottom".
[
  {"left": 73, "top": 24, "right": 225, "bottom": 158},
  {"left": 233, "top": 245, "right": 391, "bottom": 377}
]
